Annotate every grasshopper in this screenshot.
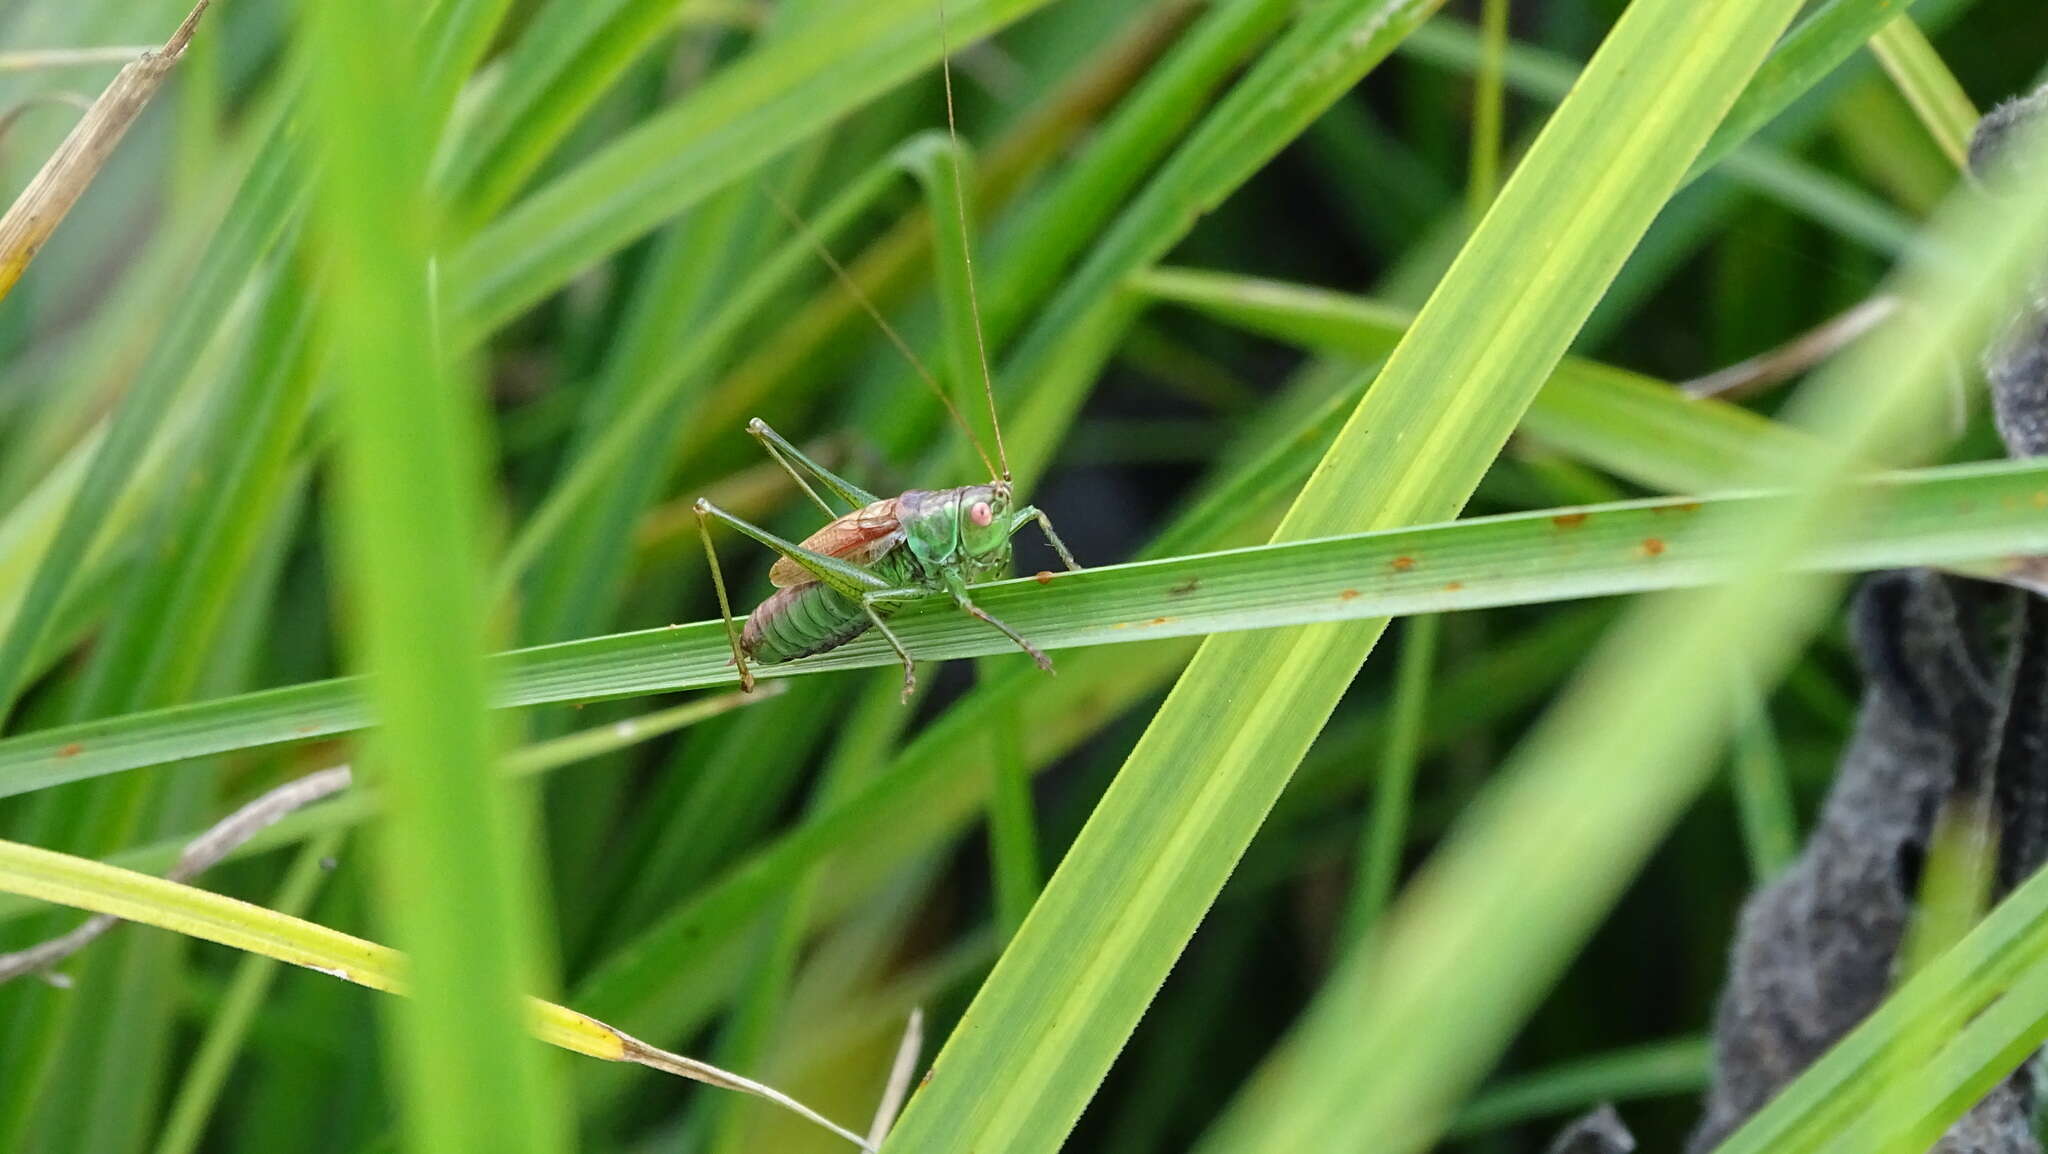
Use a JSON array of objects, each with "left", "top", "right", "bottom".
[{"left": 693, "top": 9, "right": 1081, "bottom": 703}]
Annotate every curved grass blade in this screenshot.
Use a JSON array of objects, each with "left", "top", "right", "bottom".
[{"left": 4, "top": 458, "right": 2048, "bottom": 800}]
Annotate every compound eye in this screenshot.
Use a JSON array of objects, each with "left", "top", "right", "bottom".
[{"left": 969, "top": 501, "right": 994, "bottom": 527}]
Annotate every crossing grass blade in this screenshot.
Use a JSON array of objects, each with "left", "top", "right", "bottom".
[
  {"left": 298, "top": 0, "right": 570, "bottom": 1151},
  {"left": 873, "top": 0, "right": 1818, "bottom": 1147}
]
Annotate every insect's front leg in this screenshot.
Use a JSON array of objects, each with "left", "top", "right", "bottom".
[
  {"left": 941, "top": 574, "right": 1054, "bottom": 674},
  {"left": 1010, "top": 505, "right": 1081, "bottom": 572}
]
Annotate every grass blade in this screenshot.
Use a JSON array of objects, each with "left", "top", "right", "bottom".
[{"left": 6, "top": 458, "right": 2048, "bottom": 798}]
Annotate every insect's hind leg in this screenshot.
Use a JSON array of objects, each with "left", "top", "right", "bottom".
[
  {"left": 748, "top": 419, "right": 880, "bottom": 512},
  {"left": 694, "top": 504, "right": 756, "bottom": 692}
]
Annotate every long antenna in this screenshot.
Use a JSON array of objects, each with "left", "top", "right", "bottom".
[
  {"left": 937, "top": 0, "right": 1009, "bottom": 482},
  {"left": 760, "top": 183, "right": 998, "bottom": 479}
]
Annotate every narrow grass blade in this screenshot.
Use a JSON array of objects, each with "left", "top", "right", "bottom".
[
  {"left": 1341, "top": 614, "right": 1438, "bottom": 944},
  {"left": 1131, "top": 266, "right": 1815, "bottom": 492},
  {"left": 8, "top": 458, "right": 2048, "bottom": 798},
  {"left": 1869, "top": 15, "right": 1978, "bottom": 169}
]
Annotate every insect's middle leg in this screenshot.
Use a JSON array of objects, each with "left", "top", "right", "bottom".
[{"left": 860, "top": 587, "right": 934, "bottom": 702}]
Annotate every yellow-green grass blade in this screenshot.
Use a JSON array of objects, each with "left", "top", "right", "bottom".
[
  {"left": 1869, "top": 15, "right": 1978, "bottom": 169},
  {"left": 1131, "top": 266, "right": 1814, "bottom": 492},
  {"left": 5, "top": 457, "right": 2047, "bottom": 799},
  {"left": 872, "top": 0, "right": 1812, "bottom": 1147},
  {"left": 1693, "top": 0, "right": 1947, "bottom": 179},
  {"left": 298, "top": 0, "right": 569, "bottom": 1150},
  {"left": 1401, "top": 15, "right": 1919, "bottom": 253},
  {"left": 0, "top": 835, "right": 875, "bottom": 1150},
  {"left": 1195, "top": 89, "right": 2048, "bottom": 1154}
]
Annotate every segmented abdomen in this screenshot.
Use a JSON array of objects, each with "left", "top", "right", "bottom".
[{"left": 741, "top": 581, "right": 872, "bottom": 664}]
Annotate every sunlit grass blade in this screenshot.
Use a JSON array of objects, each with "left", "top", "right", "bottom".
[{"left": 1868, "top": 15, "right": 1978, "bottom": 169}]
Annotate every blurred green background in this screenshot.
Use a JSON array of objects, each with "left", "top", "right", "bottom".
[{"left": 0, "top": 1, "right": 2046, "bottom": 1152}]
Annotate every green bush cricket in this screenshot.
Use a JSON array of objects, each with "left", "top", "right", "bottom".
[{"left": 693, "top": 11, "right": 1082, "bottom": 703}]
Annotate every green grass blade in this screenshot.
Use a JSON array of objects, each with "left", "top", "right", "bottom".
[
  {"left": 297, "top": 0, "right": 569, "bottom": 1149},
  {"left": 0, "top": 123, "right": 304, "bottom": 726},
  {"left": 1341, "top": 614, "right": 1437, "bottom": 945},
  {"left": 879, "top": 0, "right": 1810, "bottom": 1148},
  {"left": 447, "top": 0, "right": 1059, "bottom": 342},
  {"left": 7, "top": 458, "right": 2048, "bottom": 798},
  {"left": 1446, "top": 1037, "right": 1712, "bottom": 1136},
  {"left": 150, "top": 830, "right": 345, "bottom": 1154}
]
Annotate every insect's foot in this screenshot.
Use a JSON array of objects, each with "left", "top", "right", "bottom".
[
  {"left": 898, "top": 671, "right": 918, "bottom": 704},
  {"left": 1030, "top": 650, "right": 1055, "bottom": 675}
]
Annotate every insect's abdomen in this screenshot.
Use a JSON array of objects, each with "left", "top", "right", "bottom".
[{"left": 741, "top": 582, "right": 870, "bottom": 664}]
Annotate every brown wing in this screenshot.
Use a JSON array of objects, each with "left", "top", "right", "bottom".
[{"left": 769, "top": 497, "right": 904, "bottom": 588}]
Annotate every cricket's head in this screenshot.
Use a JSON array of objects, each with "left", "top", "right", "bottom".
[{"left": 958, "top": 480, "right": 1014, "bottom": 564}]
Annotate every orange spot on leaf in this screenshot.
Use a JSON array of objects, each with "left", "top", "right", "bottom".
[
  {"left": 1552, "top": 512, "right": 1588, "bottom": 529},
  {"left": 1339, "top": 589, "right": 1361, "bottom": 601},
  {"left": 1035, "top": 570, "right": 1054, "bottom": 585},
  {"left": 1149, "top": 616, "right": 1174, "bottom": 626},
  {"left": 1642, "top": 537, "right": 1666, "bottom": 557},
  {"left": 1443, "top": 580, "right": 1464, "bottom": 592},
  {"left": 56, "top": 742, "right": 83, "bottom": 759},
  {"left": 1391, "top": 556, "right": 1416, "bottom": 572}
]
